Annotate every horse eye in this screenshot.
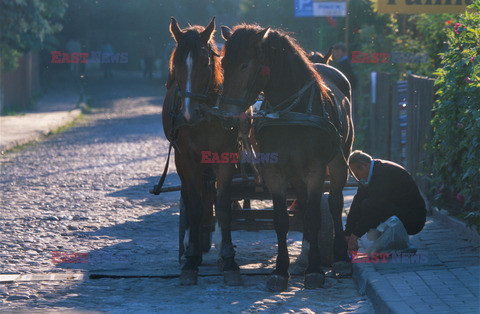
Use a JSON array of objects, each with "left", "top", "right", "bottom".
[{"left": 241, "top": 63, "right": 248, "bottom": 70}]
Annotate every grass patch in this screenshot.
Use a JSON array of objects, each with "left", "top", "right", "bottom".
[{"left": 46, "top": 113, "right": 87, "bottom": 136}]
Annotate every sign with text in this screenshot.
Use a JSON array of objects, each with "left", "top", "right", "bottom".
[
  {"left": 377, "top": 0, "right": 472, "bottom": 14},
  {"left": 295, "top": 0, "right": 347, "bottom": 17}
]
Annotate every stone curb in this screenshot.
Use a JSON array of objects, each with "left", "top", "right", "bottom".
[
  {"left": 352, "top": 211, "right": 479, "bottom": 313},
  {"left": 431, "top": 207, "right": 480, "bottom": 246},
  {"left": 353, "top": 261, "right": 399, "bottom": 314}
]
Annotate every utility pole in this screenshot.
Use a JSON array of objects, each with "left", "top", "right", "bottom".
[{"left": 345, "top": 0, "right": 349, "bottom": 52}]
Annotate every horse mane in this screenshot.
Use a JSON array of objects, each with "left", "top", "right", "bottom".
[
  {"left": 169, "top": 25, "right": 222, "bottom": 97},
  {"left": 224, "top": 24, "right": 329, "bottom": 105}
]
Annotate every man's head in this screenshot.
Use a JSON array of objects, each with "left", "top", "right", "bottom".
[
  {"left": 333, "top": 42, "right": 347, "bottom": 61},
  {"left": 348, "top": 150, "right": 373, "bottom": 181}
]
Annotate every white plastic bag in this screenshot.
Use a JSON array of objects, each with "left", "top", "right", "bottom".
[{"left": 367, "top": 216, "right": 410, "bottom": 256}]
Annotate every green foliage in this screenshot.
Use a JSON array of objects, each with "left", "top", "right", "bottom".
[
  {"left": 348, "top": 1, "right": 463, "bottom": 150},
  {"left": 458, "top": 211, "right": 480, "bottom": 230},
  {"left": 0, "top": 0, "right": 67, "bottom": 72},
  {"left": 431, "top": 0, "right": 480, "bottom": 219}
]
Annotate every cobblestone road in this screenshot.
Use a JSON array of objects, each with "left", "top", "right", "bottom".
[{"left": 0, "top": 73, "right": 372, "bottom": 313}]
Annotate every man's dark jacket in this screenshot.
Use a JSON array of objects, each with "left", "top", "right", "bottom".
[{"left": 345, "top": 159, "right": 426, "bottom": 238}]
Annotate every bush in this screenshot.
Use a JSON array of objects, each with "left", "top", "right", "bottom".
[{"left": 431, "top": 0, "right": 480, "bottom": 227}]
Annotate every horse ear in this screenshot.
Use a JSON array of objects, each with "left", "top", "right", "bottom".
[
  {"left": 255, "top": 26, "right": 270, "bottom": 44},
  {"left": 201, "top": 17, "right": 215, "bottom": 44},
  {"left": 170, "top": 17, "right": 183, "bottom": 42},
  {"left": 221, "top": 26, "right": 233, "bottom": 41},
  {"left": 323, "top": 46, "right": 333, "bottom": 64}
]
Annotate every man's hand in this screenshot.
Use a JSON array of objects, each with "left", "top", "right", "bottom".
[{"left": 347, "top": 234, "right": 359, "bottom": 256}]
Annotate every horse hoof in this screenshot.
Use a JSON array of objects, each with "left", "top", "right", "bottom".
[
  {"left": 267, "top": 274, "right": 289, "bottom": 292},
  {"left": 332, "top": 261, "right": 352, "bottom": 277},
  {"left": 304, "top": 273, "right": 325, "bottom": 289},
  {"left": 224, "top": 270, "right": 242, "bottom": 286},
  {"left": 180, "top": 270, "right": 198, "bottom": 285}
]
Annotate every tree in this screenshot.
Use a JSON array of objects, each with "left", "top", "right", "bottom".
[{"left": 0, "top": 0, "right": 67, "bottom": 72}]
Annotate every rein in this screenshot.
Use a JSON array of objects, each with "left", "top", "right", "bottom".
[{"left": 151, "top": 47, "right": 218, "bottom": 196}]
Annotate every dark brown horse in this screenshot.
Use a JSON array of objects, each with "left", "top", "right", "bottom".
[
  {"left": 220, "top": 24, "right": 354, "bottom": 291},
  {"left": 162, "top": 17, "right": 237, "bottom": 285}
]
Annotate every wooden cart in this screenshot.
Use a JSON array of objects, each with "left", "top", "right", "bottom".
[{"left": 159, "top": 167, "right": 357, "bottom": 267}]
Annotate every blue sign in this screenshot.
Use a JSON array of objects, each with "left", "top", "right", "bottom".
[
  {"left": 295, "top": 0, "right": 314, "bottom": 17},
  {"left": 295, "top": 0, "right": 346, "bottom": 17}
]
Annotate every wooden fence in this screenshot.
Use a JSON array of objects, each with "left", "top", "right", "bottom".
[
  {"left": 0, "top": 51, "right": 40, "bottom": 114},
  {"left": 405, "top": 74, "right": 436, "bottom": 203},
  {"left": 369, "top": 73, "right": 436, "bottom": 204}
]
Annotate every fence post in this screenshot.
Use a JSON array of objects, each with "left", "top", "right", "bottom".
[
  {"left": 406, "top": 74, "right": 436, "bottom": 209},
  {"left": 390, "top": 81, "right": 402, "bottom": 164},
  {"left": 369, "top": 72, "right": 392, "bottom": 159}
]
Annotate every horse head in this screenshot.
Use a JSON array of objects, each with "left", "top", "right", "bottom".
[
  {"left": 169, "top": 17, "right": 221, "bottom": 122},
  {"left": 220, "top": 24, "right": 271, "bottom": 115},
  {"left": 221, "top": 24, "right": 331, "bottom": 117}
]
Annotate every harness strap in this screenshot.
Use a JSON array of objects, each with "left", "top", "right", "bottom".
[
  {"left": 178, "top": 90, "right": 207, "bottom": 101},
  {"left": 306, "top": 84, "right": 315, "bottom": 114},
  {"left": 150, "top": 141, "right": 173, "bottom": 195},
  {"left": 271, "top": 80, "right": 316, "bottom": 113}
]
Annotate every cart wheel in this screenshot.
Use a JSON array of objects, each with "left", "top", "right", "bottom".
[
  {"left": 318, "top": 193, "right": 334, "bottom": 267},
  {"left": 179, "top": 197, "right": 186, "bottom": 264},
  {"left": 201, "top": 227, "right": 213, "bottom": 253}
]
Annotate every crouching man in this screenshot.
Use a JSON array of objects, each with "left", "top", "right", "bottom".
[{"left": 345, "top": 151, "right": 427, "bottom": 256}]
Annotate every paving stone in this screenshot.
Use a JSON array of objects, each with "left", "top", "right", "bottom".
[
  {"left": 353, "top": 213, "right": 480, "bottom": 312},
  {"left": 0, "top": 73, "right": 373, "bottom": 313}
]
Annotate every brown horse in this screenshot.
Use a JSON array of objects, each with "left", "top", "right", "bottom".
[
  {"left": 220, "top": 24, "right": 354, "bottom": 291},
  {"left": 162, "top": 17, "right": 237, "bottom": 285}
]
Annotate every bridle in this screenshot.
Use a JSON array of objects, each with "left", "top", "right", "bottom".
[
  {"left": 220, "top": 63, "right": 270, "bottom": 111},
  {"left": 172, "top": 45, "right": 219, "bottom": 117}
]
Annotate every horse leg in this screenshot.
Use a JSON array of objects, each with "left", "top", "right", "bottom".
[
  {"left": 304, "top": 169, "right": 327, "bottom": 289},
  {"left": 215, "top": 163, "right": 241, "bottom": 286},
  {"left": 289, "top": 181, "right": 309, "bottom": 275},
  {"left": 179, "top": 186, "right": 188, "bottom": 264},
  {"left": 328, "top": 154, "right": 352, "bottom": 276},
  {"left": 179, "top": 173, "right": 204, "bottom": 285},
  {"left": 264, "top": 176, "right": 290, "bottom": 291},
  {"left": 201, "top": 168, "right": 215, "bottom": 253},
  {"left": 176, "top": 155, "right": 189, "bottom": 264}
]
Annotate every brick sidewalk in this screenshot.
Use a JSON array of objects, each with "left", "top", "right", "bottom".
[
  {"left": 0, "top": 90, "right": 81, "bottom": 152},
  {"left": 353, "top": 216, "right": 480, "bottom": 313}
]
